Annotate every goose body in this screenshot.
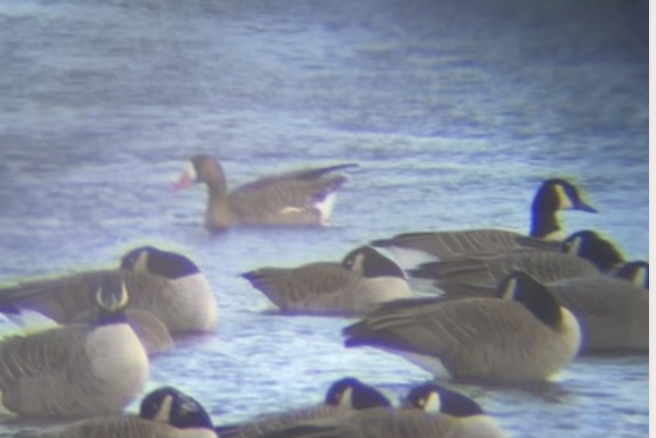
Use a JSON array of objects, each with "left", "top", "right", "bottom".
[
  {"left": 173, "top": 155, "right": 358, "bottom": 230},
  {"left": 215, "top": 377, "right": 391, "bottom": 438},
  {"left": 0, "top": 246, "right": 218, "bottom": 340},
  {"left": 14, "top": 386, "right": 217, "bottom": 438},
  {"left": 544, "top": 274, "right": 648, "bottom": 352},
  {"left": 343, "top": 272, "right": 581, "bottom": 383},
  {"left": 259, "top": 382, "right": 505, "bottom": 438},
  {"left": 371, "top": 179, "right": 597, "bottom": 269},
  {"left": 242, "top": 246, "right": 411, "bottom": 315},
  {"left": 0, "top": 272, "right": 149, "bottom": 418}
]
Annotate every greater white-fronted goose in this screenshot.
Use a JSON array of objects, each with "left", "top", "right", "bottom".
[
  {"left": 0, "top": 246, "right": 218, "bottom": 341},
  {"left": 13, "top": 386, "right": 217, "bottom": 437},
  {"left": 0, "top": 272, "right": 149, "bottom": 418},
  {"left": 370, "top": 178, "right": 597, "bottom": 268},
  {"left": 257, "top": 381, "right": 506, "bottom": 438},
  {"left": 242, "top": 246, "right": 411, "bottom": 315},
  {"left": 172, "top": 155, "right": 358, "bottom": 230},
  {"left": 214, "top": 377, "right": 391, "bottom": 438},
  {"left": 343, "top": 271, "right": 581, "bottom": 383}
]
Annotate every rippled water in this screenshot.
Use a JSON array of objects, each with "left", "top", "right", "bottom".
[{"left": 0, "top": 0, "right": 648, "bottom": 436}]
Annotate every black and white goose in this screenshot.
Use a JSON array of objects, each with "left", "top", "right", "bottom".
[
  {"left": 215, "top": 377, "right": 391, "bottom": 438},
  {"left": 343, "top": 271, "right": 582, "bottom": 383},
  {"left": 173, "top": 155, "right": 358, "bottom": 231},
  {"left": 242, "top": 246, "right": 411, "bottom": 315},
  {"left": 0, "top": 246, "right": 217, "bottom": 353},
  {"left": 256, "top": 382, "right": 506, "bottom": 438},
  {"left": 0, "top": 272, "right": 149, "bottom": 418},
  {"left": 13, "top": 386, "right": 217, "bottom": 437},
  {"left": 370, "top": 178, "right": 597, "bottom": 269}
]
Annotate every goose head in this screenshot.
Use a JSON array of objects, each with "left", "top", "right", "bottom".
[
  {"left": 341, "top": 246, "right": 406, "bottom": 280},
  {"left": 121, "top": 246, "right": 201, "bottom": 280},
  {"left": 405, "top": 382, "right": 484, "bottom": 416},
  {"left": 324, "top": 377, "right": 392, "bottom": 409},
  {"left": 140, "top": 386, "right": 214, "bottom": 430}
]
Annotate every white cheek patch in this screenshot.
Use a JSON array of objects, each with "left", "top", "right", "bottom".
[
  {"left": 501, "top": 278, "right": 517, "bottom": 300},
  {"left": 338, "top": 386, "right": 354, "bottom": 408},
  {"left": 554, "top": 184, "right": 574, "bottom": 210},
  {"left": 633, "top": 267, "right": 648, "bottom": 288},
  {"left": 423, "top": 391, "right": 441, "bottom": 413},
  {"left": 565, "top": 236, "right": 583, "bottom": 256},
  {"left": 154, "top": 394, "right": 174, "bottom": 422}
]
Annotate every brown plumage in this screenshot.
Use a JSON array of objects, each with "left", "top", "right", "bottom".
[{"left": 173, "top": 155, "right": 358, "bottom": 230}]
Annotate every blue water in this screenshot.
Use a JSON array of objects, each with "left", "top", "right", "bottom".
[{"left": 0, "top": 0, "right": 648, "bottom": 436}]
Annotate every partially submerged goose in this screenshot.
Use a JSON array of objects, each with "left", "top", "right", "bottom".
[
  {"left": 242, "top": 246, "right": 411, "bottom": 315},
  {"left": 0, "top": 246, "right": 218, "bottom": 342},
  {"left": 343, "top": 271, "right": 582, "bottom": 383},
  {"left": 0, "top": 272, "right": 149, "bottom": 418},
  {"left": 215, "top": 377, "right": 391, "bottom": 438},
  {"left": 258, "top": 382, "right": 505, "bottom": 438},
  {"left": 371, "top": 179, "right": 597, "bottom": 268},
  {"left": 172, "top": 155, "right": 358, "bottom": 230},
  {"left": 13, "top": 386, "right": 217, "bottom": 437}
]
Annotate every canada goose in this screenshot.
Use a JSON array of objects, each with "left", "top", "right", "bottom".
[
  {"left": 0, "top": 272, "right": 149, "bottom": 418},
  {"left": 538, "top": 273, "right": 648, "bottom": 352},
  {"left": 242, "top": 246, "right": 411, "bottom": 315},
  {"left": 406, "top": 230, "right": 621, "bottom": 295},
  {"left": 214, "top": 377, "right": 391, "bottom": 438},
  {"left": 343, "top": 271, "right": 581, "bottom": 383},
  {"left": 13, "top": 386, "right": 217, "bottom": 438},
  {"left": 615, "top": 260, "right": 649, "bottom": 289},
  {"left": 370, "top": 178, "right": 597, "bottom": 268},
  {"left": 172, "top": 155, "right": 358, "bottom": 230},
  {"left": 256, "top": 382, "right": 506, "bottom": 438},
  {"left": 0, "top": 246, "right": 217, "bottom": 337}
]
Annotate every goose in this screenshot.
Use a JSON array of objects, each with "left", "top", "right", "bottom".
[
  {"left": 0, "top": 246, "right": 218, "bottom": 338},
  {"left": 370, "top": 178, "right": 597, "bottom": 269},
  {"left": 0, "top": 271, "right": 149, "bottom": 418},
  {"left": 215, "top": 377, "right": 391, "bottom": 438},
  {"left": 343, "top": 271, "right": 581, "bottom": 383},
  {"left": 256, "top": 382, "right": 506, "bottom": 438},
  {"left": 242, "top": 246, "right": 411, "bottom": 315},
  {"left": 615, "top": 260, "right": 649, "bottom": 289},
  {"left": 172, "top": 154, "right": 358, "bottom": 230},
  {"left": 13, "top": 386, "right": 217, "bottom": 437},
  {"left": 407, "top": 229, "right": 621, "bottom": 295},
  {"left": 536, "top": 272, "right": 648, "bottom": 352}
]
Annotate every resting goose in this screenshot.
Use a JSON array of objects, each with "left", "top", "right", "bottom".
[
  {"left": 13, "top": 386, "right": 217, "bottom": 437},
  {"left": 0, "top": 271, "right": 149, "bottom": 418},
  {"left": 172, "top": 155, "right": 358, "bottom": 230},
  {"left": 370, "top": 178, "right": 597, "bottom": 269},
  {"left": 257, "top": 382, "right": 506, "bottom": 438},
  {"left": 215, "top": 377, "right": 391, "bottom": 438},
  {"left": 343, "top": 271, "right": 581, "bottom": 383},
  {"left": 0, "top": 246, "right": 217, "bottom": 342},
  {"left": 242, "top": 246, "right": 411, "bottom": 315},
  {"left": 407, "top": 229, "right": 622, "bottom": 295}
]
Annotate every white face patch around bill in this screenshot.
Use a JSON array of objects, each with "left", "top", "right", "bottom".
[{"left": 554, "top": 183, "right": 574, "bottom": 210}]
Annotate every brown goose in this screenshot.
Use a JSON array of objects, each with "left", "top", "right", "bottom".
[
  {"left": 0, "top": 246, "right": 217, "bottom": 346},
  {"left": 343, "top": 271, "right": 582, "bottom": 383},
  {"left": 370, "top": 178, "right": 597, "bottom": 269},
  {"left": 214, "top": 377, "right": 391, "bottom": 438},
  {"left": 13, "top": 386, "right": 217, "bottom": 437},
  {"left": 173, "top": 155, "right": 358, "bottom": 230},
  {"left": 256, "top": 382, "right": 506, "bottom": 438},
  {"left": 0, "top": 272, "right": 149, "bottom": 418},
  {"left": 242, "top": 246, "right": 411, "bottom": 315}
]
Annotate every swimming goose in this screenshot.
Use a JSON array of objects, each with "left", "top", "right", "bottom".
[
  {"left": 0, "top": 271, "right": 149, "bottom": 418},
  {"left": 257, "top": 382, "right": 506, "bottom": 438},
  {"left": 0, "top": 246, "right": 217, "bottom": 338},
  {"left": 343, "top": 271, "right": 581, "bottom": 383},
  {"left": 370, "top": 178, "right": 597, "bottom": 268},
  {"left": 407, "top": 230, "right": 621, "bottom": 295},
  {"left": 13, "top": 386, "right": 217, "bottom": 438},
  {"left": 215, "top": 377, "right": 391, "bottom": 438},
  {"left": 536, "top": 273, "right": 648, "bottom": 352},
  {"left": 242, "top": 246, "right": 411, "bottom": 315},
  {"left": 172, "top": 155, "right": 358, "bottom": 230}
]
